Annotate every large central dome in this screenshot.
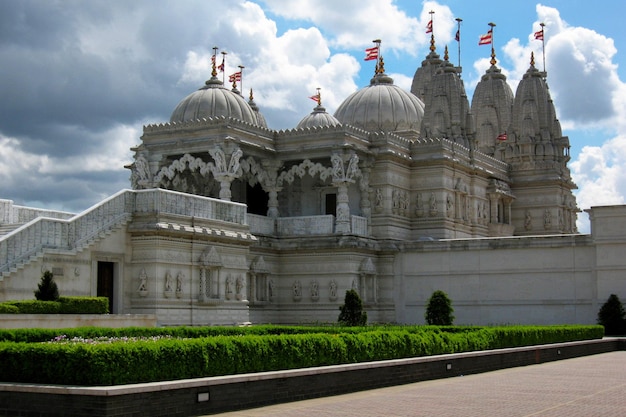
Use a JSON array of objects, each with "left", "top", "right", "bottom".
[
  {"left": 170, "top": 76, "right": 260, "bottom": 125},
  {"left": 334, "top": 73, "right": 425, "bottom": 133}
]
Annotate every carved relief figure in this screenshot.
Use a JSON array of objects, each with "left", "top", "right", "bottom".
[
  {"left": 236, "top": 275, "right": 244, "bottom": 298},
  {"left": 176, "top": 272, "right": 184, "bottom": 294},
  {"left": 225, "top": 275, "right": 234, "bottom": 299},
  {"left": 544, "top": 209, "right": 552, "bottom": 230},
  {"left": 137, "top": 268, "right": 148, "bottom": 292},
  {"left": 293, "top": 280, "right": 302, "bottom": 299},
  {"left": 429, "top": 193, "right": 438, "bottom": 216},
  {"left": 329, "top": 280, "right": 337, "bottom": 300},
  {"left": 446, "top": 193, "right": 454, "bottom": 218},
  {"left": 524, "top": 211, "right": 532, "bottom": 231},
  {"left": 375, "top": 188, "right": 383, "bottom": 211},
  {"left": 310, "top": 280, "right": 319, "bottom": 300},
  {"left": 164, "top": 271, "right": 173, "bottom": 292},
  {"left": 268, "top": 279, "right": 275, "bottom": 301}
]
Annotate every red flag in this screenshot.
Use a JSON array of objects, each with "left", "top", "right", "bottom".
[
  {"left": 479, "top": 30, "right": 492, "bottom": 45},
  {"left": 218, "top": 58, "right": 225, "bottom": 72},
  {"left": 426, "top": 20, "right": 433, "bottom": 34},
  {"left": 534, "top": 29, "right": 544, "bottom": 41},
  {"left": 309, "top": 94, "right": 320, "bottom": 104},
  {"left": 497, "top": 132, "right": 507, "bottom": 141},
  {"left": 455, "top": 29, "right": 460, "bottom": 42},
  {"left": 228, "top": 71, "right": 242, "bottom": 83},
  {"left": 211, "top": 55, "right": 216, "bottom": 64},
  {"left": 364, "top": 46, "right": 379, "bottom": 61}
]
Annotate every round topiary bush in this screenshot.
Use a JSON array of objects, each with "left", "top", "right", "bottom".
[
  {"left": 597, "top": 294, "right": 626, "bottom": 335},
  {"left": 425, "top": 290, "right": 455, "bottom": 325},
  {"left": 34, "top": 270, "right": 59, "bottom": 301},
  {"left": 338, "top": 289, "right": 367, "bottom": 326}
]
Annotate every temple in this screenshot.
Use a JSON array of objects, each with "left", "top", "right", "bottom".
[{"left": 1, "top": 37, "right": 624, "bottom": 326}]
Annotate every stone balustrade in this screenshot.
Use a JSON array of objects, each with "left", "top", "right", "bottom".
[{"left": 0, "top": 189, "right": 248, "bottom": 276}]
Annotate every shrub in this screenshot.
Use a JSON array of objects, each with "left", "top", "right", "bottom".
[
  {"left": 0, "top": 325, "right": 604, "bottom": 386},
  {"left": 0, "top": 304, "right": 19, "bottom": 314},
  {"left": 597, "top": 294, "right": 626, "bottom": 335},
  {"left": 338, "top": 289, "right": 367, "bottom": 326},
  {"left": 59, "top": 297, "right": 109, "bottom": 314},
  {"left": 34, "top": 270, "right": 59, "bottom": 301},
  {"left": 6, "top": 300, "right": 62, "bottom": 314},
  {"left": 425, "top": 290, "right": 454, "bottom": 325}
]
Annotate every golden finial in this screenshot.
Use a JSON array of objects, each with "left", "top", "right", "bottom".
[
  {"left": 249, "top": 88, "right": 254, "bottom": 101},
  {"left": 378, "top": 56, "right": 385, "bottom": 74},
  {"left": 530, "top": 51, "right": 535, "bottom": 67},
  {"left": 444, "top": 45, "right": 449, "bottom": 61}
]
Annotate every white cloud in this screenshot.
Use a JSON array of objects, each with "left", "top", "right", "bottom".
[{"left": 262, "top": 0, "right": 456, "bottom": 54}]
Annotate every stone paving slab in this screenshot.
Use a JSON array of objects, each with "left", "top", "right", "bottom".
[{"left": 212, "top": 351, "right": 626, "bottom": 416}]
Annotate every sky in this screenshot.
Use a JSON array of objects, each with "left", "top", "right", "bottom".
[{"left": 1, "top": 0, "right": 625, "bottom": 234}]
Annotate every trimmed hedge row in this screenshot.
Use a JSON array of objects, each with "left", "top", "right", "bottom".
[
  {"left": 0, "top": 325, "right": 603, "bottom": 386},
  {"left": 0, "top": 297, "right": 108, "bottom": 314}
]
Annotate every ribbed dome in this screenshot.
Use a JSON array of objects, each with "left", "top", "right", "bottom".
[
  {"left": 170, "top": 76, "right": 259, "bottom": 125},
  {"left": 334, "top": 73, "right": 425, "bottom": 133},
  {"left": 297, "top": 105, "right": 340, "bottom": 129}
]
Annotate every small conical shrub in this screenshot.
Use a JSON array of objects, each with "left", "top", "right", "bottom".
[
  {"left": 597, "top": 294, "right": 626, "bottom": 335},
  {"left": 34, "top": 270, "right": 59, "bottom": 301},
  {"left": 425, "top": 290, "right": 454, "bottom": 325},
  {"left": 338, "top": 289, "right": 367, "bottom": 326}
]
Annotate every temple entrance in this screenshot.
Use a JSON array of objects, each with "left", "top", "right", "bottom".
[{"left": 97, "top": 261, "right": 115, "bottom": 313}]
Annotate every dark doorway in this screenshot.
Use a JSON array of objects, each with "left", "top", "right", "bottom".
[
  {"left": 97, "top": 261, "right": 114, "bottom": 313},
  {"left": 325, "top": 193, "right": 337, "bottom": 216},
  {"left": 246, "top": 183, "right": 269, "bottom": 215}
]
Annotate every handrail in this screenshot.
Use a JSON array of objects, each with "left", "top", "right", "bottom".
[{"left": 0, "top": 189, "right": 247, "bottom": 275}]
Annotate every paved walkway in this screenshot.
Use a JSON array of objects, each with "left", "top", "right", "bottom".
[{"left": 213, "top": 351, "right": 626, "bottom": 416}]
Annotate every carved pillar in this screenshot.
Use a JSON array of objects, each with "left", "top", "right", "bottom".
[
  {"left": 331, "top": 153, "right": 360, "bottom": 235},
  {"left": 261, "top": 159, "right": 283, "bottom": 218},
  {"left": 215, "top": 175, "right": 234, "bottom": 201},
  {"left": 210, "top": 145, "right": 243, "bottom": 202},
  {"left": 358, "top": 165, "right": 371, "bottom": 235},
  {"left": 489, "top": 194, "right": 499, "bottom": 224},
  {"left": 266, "top": 188, "right": 281, "bottom": 218},
  {"left": 335, "top": 182, "right": 351, "bottom": 234}
]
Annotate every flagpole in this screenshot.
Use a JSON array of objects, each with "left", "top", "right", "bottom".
[
  {"left": 221, "top": 51, "right": 227, "bottom": 84},
  {"left": 372, "top": 39, "right": 381, "bottom": 73},
  {"left": 488, "top": 22, "right": 496, "bottom": 66},
  {"left": 455, "top": 17, "right": 462, "bottom": 72},
  {"left": 540, "top": 22, "right": 546, "bottom": 74},
  {"left": 429, "top": 10, "right": 435, "bottom": 53},
  {"left": 238, "top": 65, "right": 245, "bottom": 93},
  {"left": 212, "top": 46, "right": 218, "bottom": 77}
]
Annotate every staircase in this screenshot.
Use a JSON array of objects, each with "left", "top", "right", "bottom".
[{"left": 0, "top": 188, "right": 248, "bottom": 280}]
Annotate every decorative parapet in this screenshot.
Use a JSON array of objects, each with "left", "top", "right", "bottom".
[
  {"left": 277, "top": 215, "right": 334, "bottom": 236},
  {"left": 0, "top": 199, "right": 74, "bottom": 225},
  {"left": 142, "top": 115, "right": 273, "bottom": 136},
  {"left": 247, "top": 214, "right": 275, "bottom": 235}
]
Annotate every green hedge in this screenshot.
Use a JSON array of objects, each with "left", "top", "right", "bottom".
[
  {"left": 58, "top": 297, "right": 109, "bottom": 314},
  {"left": 0, "top": 297, "right": 108, "bottom": 315},
  {"left": 0, "top": 304, "right": 19, "bottom": 314},
  {"left": 0, "top": 325, "right": 603, "bottom": 386}
]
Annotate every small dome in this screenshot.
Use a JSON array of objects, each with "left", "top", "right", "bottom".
[
  {"left": 334, "top": 73, "right": 424, "bottom": 133},
  {"left": 248, "top": 90, "right": 268, "bottom": 128},
  {"left": 170, "top": 76, "right": 259, "bottom": 125},
  {"left": 297, "top": 105, "right": 340, "bottom": 129}
]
